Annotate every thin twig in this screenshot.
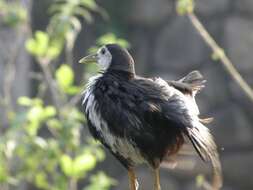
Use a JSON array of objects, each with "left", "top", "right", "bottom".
[
  {"left": 64, "top": 93, "right": 82, "bottom": 108},
  {"left": 65, "top": 45, "right": 74, "bottom": 66},
  {"left": 38, "top": 59, "right": 62, "bottom": 111},
  {"left": 188, "top": 13, "right": 253, "bottom": 103},
  {"left": 28, "top": 71, "right": 44, "bottom": 81},
  {"left": 3, "top": 61, "right": 15, "bottom": 111},
  {"left": 36, "top": 82, "right": 47, "bottom": 99},
  {"left": 69, "top": 177, "right": 77, "bottom": 190}
]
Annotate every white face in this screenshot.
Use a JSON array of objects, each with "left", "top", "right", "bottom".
[{"left": 97, "top": 46, "right": 112, "bottom": 70}]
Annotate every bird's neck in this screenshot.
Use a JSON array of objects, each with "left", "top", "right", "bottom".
[
  {"left": 108, "top": 64, "right": 135, "bottom": 75},
  {"left": 102, "top": 69, "right": 135, "bottom": 80}
]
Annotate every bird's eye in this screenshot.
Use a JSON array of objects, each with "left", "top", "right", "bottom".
[{"left": 101, "top": 48, "right": 106, "bottom": 55}]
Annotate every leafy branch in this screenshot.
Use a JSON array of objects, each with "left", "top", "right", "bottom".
[
  {"left": 177, "top": 0, "right": 253, "bottom": 103},
  {"left": 0, "top": 0, "right": 120, "bottom": 190}
]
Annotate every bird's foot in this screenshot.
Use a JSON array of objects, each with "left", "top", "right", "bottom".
[
  {"left": 154, "top": 168, "right": 161, "bottom": 190},
  {"left": 128, "top": 168, "right": 138, "bottom": 190}
]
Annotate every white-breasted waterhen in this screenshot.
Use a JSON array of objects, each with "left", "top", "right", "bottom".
[{"left": 79, "top": 44, "right": 222, "bottom": 190}]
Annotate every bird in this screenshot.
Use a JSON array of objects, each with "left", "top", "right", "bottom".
[{"left": 79, "top": 44, "right": 222, "bottom": 190}]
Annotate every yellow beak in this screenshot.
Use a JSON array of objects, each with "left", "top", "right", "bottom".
[{"left": 79, "top": 53, "right": 98, "bottom": 64}]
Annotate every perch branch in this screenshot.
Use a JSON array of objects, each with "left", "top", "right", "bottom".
[
  {"left": 64, "top": 93, "right": 82, "bottom": 108},
  {"left": 38, "top": 59, "right": 62, "bottom": 111},
  {"left": 187, "top": 13, "right": 253, "bottom": 103}
]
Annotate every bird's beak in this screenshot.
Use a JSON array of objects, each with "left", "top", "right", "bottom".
[{"left": 79, "top": 53, "right": 98, "bottom": 64}]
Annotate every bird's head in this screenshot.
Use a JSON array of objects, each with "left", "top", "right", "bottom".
[{"left": 79, "top": 44, "right": 135, "bottom": 74}]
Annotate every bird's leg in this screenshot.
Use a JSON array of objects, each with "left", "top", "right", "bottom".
[
  {"left": 153, "top": 168, "right": 161, "bottom": 190},
  {"left": 128, "top": 168, "right": 138, "bottom": 190}
]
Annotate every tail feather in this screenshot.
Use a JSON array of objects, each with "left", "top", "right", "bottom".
[
  {"left": 186, "top": 121, "right": 222, "bottom": 190},
  {"left": 180, "top": 70, "right": 206, "bottom": 93}
]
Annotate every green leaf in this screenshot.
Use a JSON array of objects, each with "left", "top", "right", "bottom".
[
  {"left": 60, "top": 153, "right": 96, "bottom": 178},
  {"left": 117, "top": 39, "right": 130, "bottom": 49},
  {"left": 34, "top": 137, "right": 48, "bottom": 149},
  {"left": 73, "top": 153, "right": 96, "bottom": 176},
  {"left": 35, "top": 172, "right": 49, "bottom": 189},
  {"left": 196, "top": 174, "right": 205, "bottom": 187},
  {"left": 89, "top": 33, "right": 130, "bottom": 54},
  {"left": 17, "top": 96, "right": 32, "bottom": 106},
  {"left": 47, "top": 118, "right": 62, "bottom": 129},
  {"left": 55, "top": 64, "right": 74, "bottom": 92},
  {"left": 84, "top": 172, "right": 117, "bottom": 190},
  {"left": 97, "top": 33, "right": 116, "bottom": 45},
  {"left": 65, "top": 86, "right": 82, "bottom": 95},
  {"left": 26, "top": 120, "right": 40, "bottom": 136},
  {"left": 25, "top": 105, "right": 45, "bottom": 135},
  {"left": 44, "top": 106, "right": 57, "bottom": 118},
  {"left": 1, "top": 3, "right": 27, "bottom": 26},
  {"left": 26, "top": 39, "right": 38, "bottom": 56},
  {"left": 211, "top": 48, "right": 225, "bottom": 61},
  {"left": 26, "top": 31, "right": 50, "bottom": 57},
  {"left": 176, "top": 0, "right": 195, "bottom": 15},
  {"left": 34, "top": 31, "right": 49, "bottom": 55},
  {"left": 27, "top": 106, "right": 44, "bottom": 122},
  {"left": 47, "top": 43, "right": 61, "bottom": 59},
  {"left": 97, "top": 33, "right": 130, "bottom": 48},
  {"left": 0, "top": 164, "right": 8, "bottom": 183},
  {"left": 60, "top": 154, "right": 73, "bottom": 176}
]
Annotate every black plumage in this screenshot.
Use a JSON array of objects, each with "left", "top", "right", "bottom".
[{"left": 80, "top": 44, "right": 222, "bottom": 190}]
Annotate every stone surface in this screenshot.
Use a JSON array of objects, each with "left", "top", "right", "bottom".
[
  {"left": 166, "top": 156, "right": 211, "bottom": 178},
  {"left": 195, "top": 0, "right": 229, "bottom": 15},
  {"left": 154, "top": 17, "right": 208, "bottom": 73},
  {"left": 222, "top": 153, "right": 253, "bottom": 189},
  {"left": 228, "top": 73, "right": 253, "bottom": 113},
  {"left": 129, "top": 0, "right": 173, "bottom": 26},
  {"left": 197, "top": 64, "right": 230, "bottom": 112},
  {"left": 130, "top": 29, "right": 153, "bottom": 75},
  {"left": 210, "top": 104, "right": 253, "bottom": 147},
  {"left": 184, "top": 182, "right": 234, "bottom": 190},
  {"left": 225, "top": 16, "right": 253, "bottom": 73},
  {"left": 0, "top": 27, "right": 30, "bottom": 126},
  {"left": 236, "top": 0, "right": 253, "bottom": 14}
]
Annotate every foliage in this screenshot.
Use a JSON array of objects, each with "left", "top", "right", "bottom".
[
  {"left": 176, "top": 0, "right": 253, "bottom": 103},
  {"left": 84, "top": 172, "right": 117, "bottom": 190},
  {"left": 55, "top": 64, "right": 82, "bottom": 94},
  {"left": 176, "top": 0, "right": 195, "bottom": 15},
  {"left": 0, "top": 0, "right": 27, "bottom": 26},
  {"left": 26, "top": 31, "right": 61, "bottom": 60},
  {"left": 88, "top": 33, "right": 130, "bottom": 54},
  {"left": 0, "top": 0, "right": 128, "bottom": 189}
]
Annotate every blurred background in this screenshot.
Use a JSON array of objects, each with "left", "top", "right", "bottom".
[{"left": 0, "top": 0, "right": 253, "bottom": 190}]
